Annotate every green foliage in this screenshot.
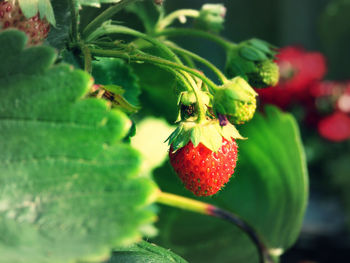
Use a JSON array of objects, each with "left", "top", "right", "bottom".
[
  {"left": 18, "top": 0, "right": 56, "bottom": 25},
  {"left": 92, "top": 57, "right": 141, "bottom": 106},
  {"left": 110, "top": 241, "right": 188, "bottom": 263},
  {"left": 0, "top": 30, "right": 158, "bottom": 262},
  {"left": 153, "top": 106, "right": 308, "bottom": 263}
]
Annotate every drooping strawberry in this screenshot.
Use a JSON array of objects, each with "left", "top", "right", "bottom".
[
  {"left": 167, "top": 98, "right": 244, "bottom": 196},
  {"left": 0, "top": 1, "right": 50, "bottom": 45},
  {"left": 169, "top": 136, "right": 238, "bottom": 196}
]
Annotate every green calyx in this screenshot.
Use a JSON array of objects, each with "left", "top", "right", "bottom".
[
  {"left": 166, "top": 119, "right": 244, "bottom": 153},
  {"left": 213, "top": 77, "right": 257, "bottom": 124},
  {"left": 194, "top": 4, "right": 226, "bottom": 33},
  {"left": 225, "top": 38, "right": 279, "bottom": 88},
  {"left": 176, "top": 90, "right": 212, "bottom": 122}
]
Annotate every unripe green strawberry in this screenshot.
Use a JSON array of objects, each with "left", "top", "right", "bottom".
[
  {"left": 248, "top": 60, "right": 279, "bottom": 88},
  {"left": 213, "top": 77, "right": 257, "bottom": 124},
  {"left": 0, "top": 0, "right": 50, "bottom": 45},
  {"left": 169, "top": 137, "right": 238, "bottom": 196},
  {"left": 226, "top": 99, "right": 257, "bottom": 125},
  {"left": 225, "top": 38, "right": 279, "bottom": 88}
]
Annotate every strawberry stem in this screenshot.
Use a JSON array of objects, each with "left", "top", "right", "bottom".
[
  {"left": 88, "top": 48, "right": 219, "bottom": 92},
  {"left": 154, "top": 28, "right": 236, "bottom": 51},
  {"left": 82, "top": 0, "right": 140, "bottom": 39},
  {"left": 157, "top": 191, "right": 274, "bottom": 263},
  {"left": 155, "top": 9, "right": 200, "bottom": 31},
  {"left": 86, "top": 23, "right": 183, "bottom": 64},
  {"left": 165, "top": 41, "right": 227, "bottom": 84}
]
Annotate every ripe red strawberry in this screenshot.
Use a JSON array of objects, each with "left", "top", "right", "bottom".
[
  {"left": 169, "top": 137, "right": 238, "bottom": 196},
  {"left": 0, "top": 1, "right": 50, "bottom": 45}
]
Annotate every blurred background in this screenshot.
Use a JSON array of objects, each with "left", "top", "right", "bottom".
[{"left": 161, "top": 0, "right": 350, "bottom": 262}]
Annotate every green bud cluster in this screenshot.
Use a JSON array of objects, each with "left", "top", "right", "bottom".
[
  {"left": 195, "top": 4, "right": 226, "bottom": 33},
  {"left": 225, "top": 38, "right": 279, "bottom": 88},
  {"left": 213, "top": 77, "right": 257, "bottom": 124}
]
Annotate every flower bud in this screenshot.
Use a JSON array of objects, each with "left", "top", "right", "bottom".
[
  {"left": 195, "top": 4, "right": 226, "bottom": 33},
  {"left": 225, "top": 38, "right": 279, "bottom": 88},
  {"left": 213, "top": 77, "right": 257, "bottom": 124}
]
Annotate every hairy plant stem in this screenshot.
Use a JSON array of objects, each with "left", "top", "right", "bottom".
[
  {"left": 89, "top": 48, "right": 218, "bottom": 93},
  {"left": 86, "top": 24, "right": 182, "bottom": 63},
  {"left": 82, "top": 0, "right": 140, "bottom": 39},
  {"left": 157, "top": 191, "right": 273, "bottom": 263},
  {"left": 165, "top": 41, "right": 227, "bottom": 84},
  {"left": 156, "top": 9, "right": 199, "bottom": 31},
  {"left": 154, "top": 27, "right": 235, "bottom": 50},
  {"left": 81, "top": 44, "right": 92, "bottom": 73}
]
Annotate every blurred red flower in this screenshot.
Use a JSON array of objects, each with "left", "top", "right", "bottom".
[{"left": 257, "top": 46, "right": 327, "bottom": 108}]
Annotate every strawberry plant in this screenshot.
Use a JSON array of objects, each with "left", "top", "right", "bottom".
[{"left": 0, "top": 1, "right": 308, "bottom": 263}]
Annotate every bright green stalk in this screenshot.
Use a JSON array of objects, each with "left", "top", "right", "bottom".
[
  {"left": 165, "top": 41, "right": 227, "bottom": 83},
  {"left": 155, "top": 27, "right": 235, "bottom": 50},
  {"left": 82, "top": 0, "right": 140, "bottom": 39},
  {"left": 88, "top": 48, "right": 219, "bottom": 92},
  {"left": 156, "top": 9, "right": 199, "bottom": 31}
]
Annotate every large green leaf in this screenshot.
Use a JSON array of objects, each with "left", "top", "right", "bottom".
[
  {"left": 110, "top": 240, "right": 188, "bottom": 263},
  {"left": 152, "top": 106, "right": 309, "bottom": 262},
  {"left": 0, "top": 30, "right": 158, "bottom": 262}
]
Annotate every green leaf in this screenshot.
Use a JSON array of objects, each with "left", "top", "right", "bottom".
[
  {"left": 18, "top": 0, "right": 56, "bottom": 25},
  {"left": 0, "top": 30, "right": 158, "bottom": 262},
  {"left": 248, "top": 38, "right": 275, "bottom": 55},
  {"left": 110, "top": 241, "right": 188, "bottom": 263},
  {"left": 92, "top": 57, "right": 141, "bottom": 106},
  {"left": 152, "top": 106, "right": 308, "bottom": 263},
  {"left": 239, "top": 46, "right": 268, "bottom": 61}
]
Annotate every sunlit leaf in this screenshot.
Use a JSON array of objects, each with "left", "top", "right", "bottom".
[{"left": 0, "top": 30, "right": 158, "bottom": 263}]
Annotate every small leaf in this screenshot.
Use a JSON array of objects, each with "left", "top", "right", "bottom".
[
  {"left": 18, "top": 0, "right": 56, "bottom": 25},
  {"left": 38, "top": 0, "right": 56, "bottom": 25},
  {"left": 248, "top": 38, "right": 273, "bottom": 54},
  {"left": 240, "top": 46, "right": 268, "bottom": 61},
  {"left": 18, "top": 0, "right": 39, "bottom": 18},
  {"left": 111, "top": 241, "right": 188, "bottom": 263}
]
